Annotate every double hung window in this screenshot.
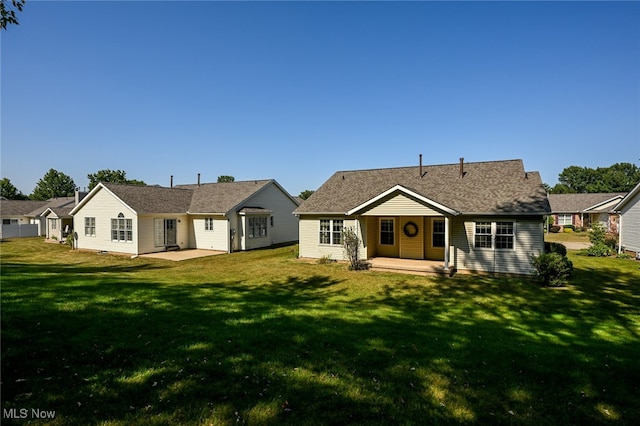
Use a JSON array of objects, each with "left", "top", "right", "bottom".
[
  {"left": 319, "top": 219, "right": 343, "bottom": 245},
  {"left": 380, "top": 218, "right": 394, "bottom": 245},
  {"left": 111, "top": 214, "right": 133, "bottom": 242},
  {"left": 474, "top": 221, "right": 515, "bottom": 250},
  {"left": 85, "top": 217, "right": 96, "bottom": 236}
]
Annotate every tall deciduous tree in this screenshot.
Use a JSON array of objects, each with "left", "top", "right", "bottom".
[
  {"left": 1, "top": 0, "right": 25, "bottom": 30},
  {"left": 299, "top": 190, "right": 314, "bottom": 200},
  {"left": 548, "top": 163, "right": 640, "bottom": 194},
  {"left": 0, "top": 177, "right": 27, "bottom": 199},
  {"left": 87, "top": 169, "right": 146, "bottom": 190},
  {"left": 30, "top": 169, "right": 76, "bottom": 200},
  {"left": 217, "top": 175, "right": 235, "bottom": 183}
]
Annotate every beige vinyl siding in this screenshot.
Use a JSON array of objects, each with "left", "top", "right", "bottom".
[
  {"left": 191, "top": 216, "right": 229, "bottom": 251},
  {"left": 298, "top": 216, "right": 362, "bottom": 260},
  {"left": 399, "top": 216, "right": 423, "bottom": 259},
  {"left": 72, "top": 188, "right": 138, "bottom": 254},
  {"left": 361, "top": 193, "right": 441, "bottom": 216},
  {"left": 451, "top": 216, "right": 544, "bottom": 275},
  {"left": 619, "top": 193, "right": 640, "bottom": 253},
  {"left": 241, "top": 182, "right": 299, "bottom": 245}
]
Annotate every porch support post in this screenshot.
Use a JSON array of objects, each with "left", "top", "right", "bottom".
[{"left": 444, "top": 216, "right": 450, "bottom": 271}]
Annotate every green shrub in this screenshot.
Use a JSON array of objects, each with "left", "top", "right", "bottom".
[
  {"left": 549, "top": 226, "right": 561, "bottom": 233},
  {"left": 545, "top": 242, "right": 567, "bottom": 257},
  {"left": 585, "top": 243, "right": 612, "bottom": 257},
  {"left": 604, "top": 232, "right": 618, "bottom": 251},
  {"left": 530, "top": 252, "right": 573, "bottom": 287},
  {"left": 563, "top": 225, "right": 575, "bottom": 232}
]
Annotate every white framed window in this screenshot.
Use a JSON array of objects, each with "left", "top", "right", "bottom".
[
  {"left": 111, "top": 214, "right": 133, "bottom": 242},
  {"left": 474, "top": 220, "right": 515, "bottom": 250},
  {"left": 85, "top": 217, "right": 96, "bottom": 236},
  {"left": 205, "top": 217, "right": 214, "bottom": 231},
  {"left": 432, "top": 219, "right": 445, "bottom": 248},
  {"left": 248, "top": 216, "right": 268, "bottom": 238},
  {"left": 558, "top": 214, "right": 572, "bottom": 226},
  {"left": 319, "top": 219, "right": 343, "bottom": 245},
  {"left": 380, "top": 218, "right": 395, "bottom": 245},
  {"left": 51, "top": 219, "right": 57, "bottom": 230}
]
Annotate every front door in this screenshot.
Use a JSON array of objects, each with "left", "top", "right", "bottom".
[{"left": 165, "top": 219, "right": 177, "bottom": 246}]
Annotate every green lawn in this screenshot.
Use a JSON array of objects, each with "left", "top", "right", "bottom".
[
  {"left": 1, "top": 238, "right": 639, "bottom": 425},
  {"left": 544, "top": 230, "right": 591, "bottom": 244}
]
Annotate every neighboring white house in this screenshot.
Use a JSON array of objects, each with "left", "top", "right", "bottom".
[
  {"left": 1, "top": 194, "right": 87, "bottom": 239},
  {"left": 69, "top": 180, "right": 299, "bottom": 255},
  {"left": 294, "top": 158, "right": 551, "bottom": 275},
  {"left": 615, "top": 181, "right": 640, "bottom": 257}
]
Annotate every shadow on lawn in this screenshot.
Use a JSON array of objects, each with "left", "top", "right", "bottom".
[{"left": 2, "top": 262, "right": 639, "bottom": 425}]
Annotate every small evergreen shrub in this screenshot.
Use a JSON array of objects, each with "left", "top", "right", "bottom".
[
  {"left": 563, "top": 225, "right": 575, "bottom": 233},
  {"left": 545, "top": 242, "right": 567, "bottom": 257},
  {"left": 549, "top": 226, "right": 561, "bottom": 233},
  {"left": 530, "top": 252, "right": 573, "bottom": 287}
]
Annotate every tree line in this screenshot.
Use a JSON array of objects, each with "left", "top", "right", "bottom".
[{"left": 545, "top": 163, "right": 640, "bottom": 194}]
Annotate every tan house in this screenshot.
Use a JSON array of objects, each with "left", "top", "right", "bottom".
[
  {"left": 547, "top": 193, "right": 626, "bottom": 232},
  {"left": 70, "top": 179, "right": 299, "bottom": 255},
  {"left": 294, "top": 158, "right": 550, "bottom": 275}
]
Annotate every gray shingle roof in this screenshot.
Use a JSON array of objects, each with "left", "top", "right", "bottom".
[
  {"left": 26, "top": 197, "right": 76, "bottom": 216},
  {"left": 103, "top": 184, "right": 194, "bottom": 214},
  {"left": 294, "top": 159, "right": 550, "bottom": 215},
  {"left": 98, "top": 180, "right": 280, "bottom": 215},
  {"left": 547, "top": 193, "right": 626, "bottom": 213},
  {"left": 177, "top": 180, "right": 274, "bottom": 214},
  {"left": 1, "top": 200, "right": 49, "bottom": 216}
]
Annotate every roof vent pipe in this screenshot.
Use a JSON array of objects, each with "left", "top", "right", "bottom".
[
  {"left": 170, "top": 175, "right": 173, "bottom": 188},
  {"left": 419, "top": 154, "right": 423, "bottom": 178},
  {"left": 459, "top": 157, "right": 464, "bottom": 178},
  {"left": 197, "top": 173, "right": 201, "bottom": 187}
]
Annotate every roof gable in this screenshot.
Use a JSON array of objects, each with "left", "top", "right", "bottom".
[
  {"left": 295, "top": 159, "right": 550, "bottom": 215},
  {"left": 347, "top": 185, "right": 458, "bottom": 216},
  {"left": 178, "top": 179, "right": 277, "bottom": 215},
  {"left": 615, "top": 181, "right": 640, "bottom": 211}
]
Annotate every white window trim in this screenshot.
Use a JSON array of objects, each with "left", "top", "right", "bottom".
[
  {"left": 111, "top": 217, "right": 133, "bottom": 243},
  {"left": 379, "top": 217, "right": 395, "bottom": 246},
  {"left": 558, "top": 214, "right": 572, "bottom": 226},
  {"left": 85, "top": 217, "right": 96, "bottom": 237},
  {"left": 248, "top": 216, "right": 268, "bottom": 239},
  {"left": 473, "top": 220, "right": 516, "bottom": 251},
  {"left": 319, "top": 218, "right": 344, "bottom": 246},
  {"left": 432, "top": 218, "right": 445, "bottom": 248}
]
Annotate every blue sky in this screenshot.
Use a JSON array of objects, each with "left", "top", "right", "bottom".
[{"left": 2, "top": 1, "right": 639, "bottom": 197}]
